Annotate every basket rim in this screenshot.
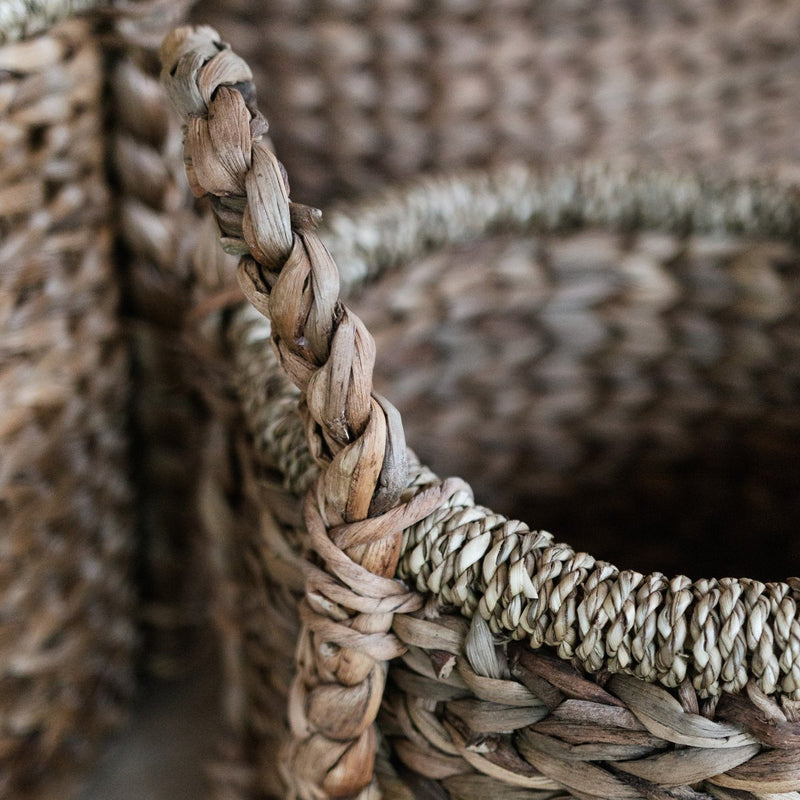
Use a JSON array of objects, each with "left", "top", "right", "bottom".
[{"left": 322, "top": 159, "right": 800, "bottom": 294}]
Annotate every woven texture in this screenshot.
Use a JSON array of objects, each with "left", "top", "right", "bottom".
[
  {"left": 3, "top": 0, "right": 212, "bottom": 684},
  {"left": 0, "top": 0, "right": 103, "bottom": 43},
  {"left": 358, "top": 231, "right": 800, "bottom": 581},
  {"left": 0, "top": 15, "right": 135, "bottom": 799},
  {"left": 192, "top": 0, "right": 800, "bottom": 205},
  {"left": 106, "top": 0, "right": 210, "bottom": 677},
  {"left": 163, "top": 27, "right": 800, "bottom": 800}
]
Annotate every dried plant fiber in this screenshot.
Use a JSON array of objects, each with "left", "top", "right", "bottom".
[
  {"left": 0, "top": 10, "right": 135, "bottom": 799},
  {"left": 163, "top": 26, "right": 800, "bottom": 800}
]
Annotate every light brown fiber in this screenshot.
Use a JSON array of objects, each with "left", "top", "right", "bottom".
[
  {"left": 0, "top": 14, "right": 135, "bottom": 799},
  {"left": 166, "top": 24, "right": 800, "bottom": 800}
]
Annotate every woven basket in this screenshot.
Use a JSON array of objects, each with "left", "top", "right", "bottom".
[
  {"left": 104, "top": 0, "right": 214, "bottom": 676},
  {"left": 0, "top": 7, "right": 135, "bottom": 798},
  {"left": 0, "top": 0, "right": 212, "bottom": 794},
  {"left": 164, "top": 27, "right": 800, "bottom": 800},
  {"left": 191, "top": 0, "right": 800, "bottom": 205}
]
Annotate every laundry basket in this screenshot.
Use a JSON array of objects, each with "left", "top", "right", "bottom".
[{"left": 164, "top": 27, "right": 800, "bottom": 800}]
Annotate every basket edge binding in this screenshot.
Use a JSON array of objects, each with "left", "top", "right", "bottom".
[{"left": 161, "top": 24, "right": 800, "bottom": 799}]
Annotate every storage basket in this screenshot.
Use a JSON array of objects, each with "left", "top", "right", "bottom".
[
  {"left": 0, "top": 7, "right": 134, "bottom": 798},
  {"left": 191, "top": 0, "right": 800, "bottom": 205},
  {"left": 0, "top": 0, "right": 208, "bottom": 795},
  {"left": 164, "top": 27, "right": 800, "bottom": 800}
]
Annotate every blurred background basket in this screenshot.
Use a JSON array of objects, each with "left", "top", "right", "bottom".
[
  {"left": 0, "top": 1, "right": 211, "bottom": 796},
  {"left": 193, "top": 0, "right": 800, "bottom": 204},
  {"left": 165, "top": 27, "right": 800, "bottom": 800},
  {"left": 106, "top": 0, "right": 212, "bottom": 678},
  {"left": 0, "top": 7, "right": 135, "bottom": 798}
]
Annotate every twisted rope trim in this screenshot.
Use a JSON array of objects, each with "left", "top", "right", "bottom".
[
  {"left": 229, "top": 303, "right": 800, "bottom": 703},
  {"left": 324, "top": 161, "right": 800, "bottom": 292}
]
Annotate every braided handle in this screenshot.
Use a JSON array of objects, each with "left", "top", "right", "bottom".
[
  {"left": 160, "top": 25, "right": 415, "bottom": 798},
  {"left": 160, "top": 25, "right": 407, "bottom": 524}
]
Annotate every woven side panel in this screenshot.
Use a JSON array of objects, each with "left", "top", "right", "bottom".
[
  {"left": 107, "top": 0, "right": 208, "bottom": 677},
  {"left": 192, "top": 0, "right": 800, "bottom": 204},
  {"left": 353, "top": 230, "right": 800, "bottom": 580},
  {"left": 192, "top": 287, "right": 271, "bottom": 799},
  {"left": 0, "top": 18, "right": 134, "bottom": 798}
]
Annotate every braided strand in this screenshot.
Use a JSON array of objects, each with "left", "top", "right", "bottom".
[{"left": 161, "top": 25, "right": 415, "bottom": 798}]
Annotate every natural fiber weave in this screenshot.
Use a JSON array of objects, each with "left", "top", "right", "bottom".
[
  {"left": 105, "top": 0, "right": 210, "bottom": 677},
  {"left": 0, "top": 15, "right": 135, "bottom": 798},
  {"left": 164, "top": 27, "right": 800, "bottom": 800},
  {"left": 0, "top": 0, "right": 103, "bottom": 43},
  {"left": 192, "top": 0, "right": 800, "bottom": 204},
  {"left": 6, "top": 0, "right": 214, "bottom": 686}
]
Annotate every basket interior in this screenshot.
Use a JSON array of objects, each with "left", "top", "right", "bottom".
[{"left": 351, "top": 228, "right": 800, "bottom": 581}]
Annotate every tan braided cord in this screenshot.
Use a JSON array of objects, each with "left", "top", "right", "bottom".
[
  {"left": 164, "top": 25, "right": 800, "bottom": 800},
  {"left": 161, "top": 25, "right": 417, "bottom": 798}
]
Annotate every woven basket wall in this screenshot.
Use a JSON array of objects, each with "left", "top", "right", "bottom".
[
  {"left": 164, "top": 27, "right": 800, "bottom": 800},
  {"left": 0, "top": 1, "right": 214, "bottom": 795},
  {"left": 192, "top": 0, "right": 800, "bottom": 205},
  {"left": 0, "top": 10, "right": 134, "bottom": 799},
  {"left": 105, "top": 0, "right": 213, "bottom": 677}
]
